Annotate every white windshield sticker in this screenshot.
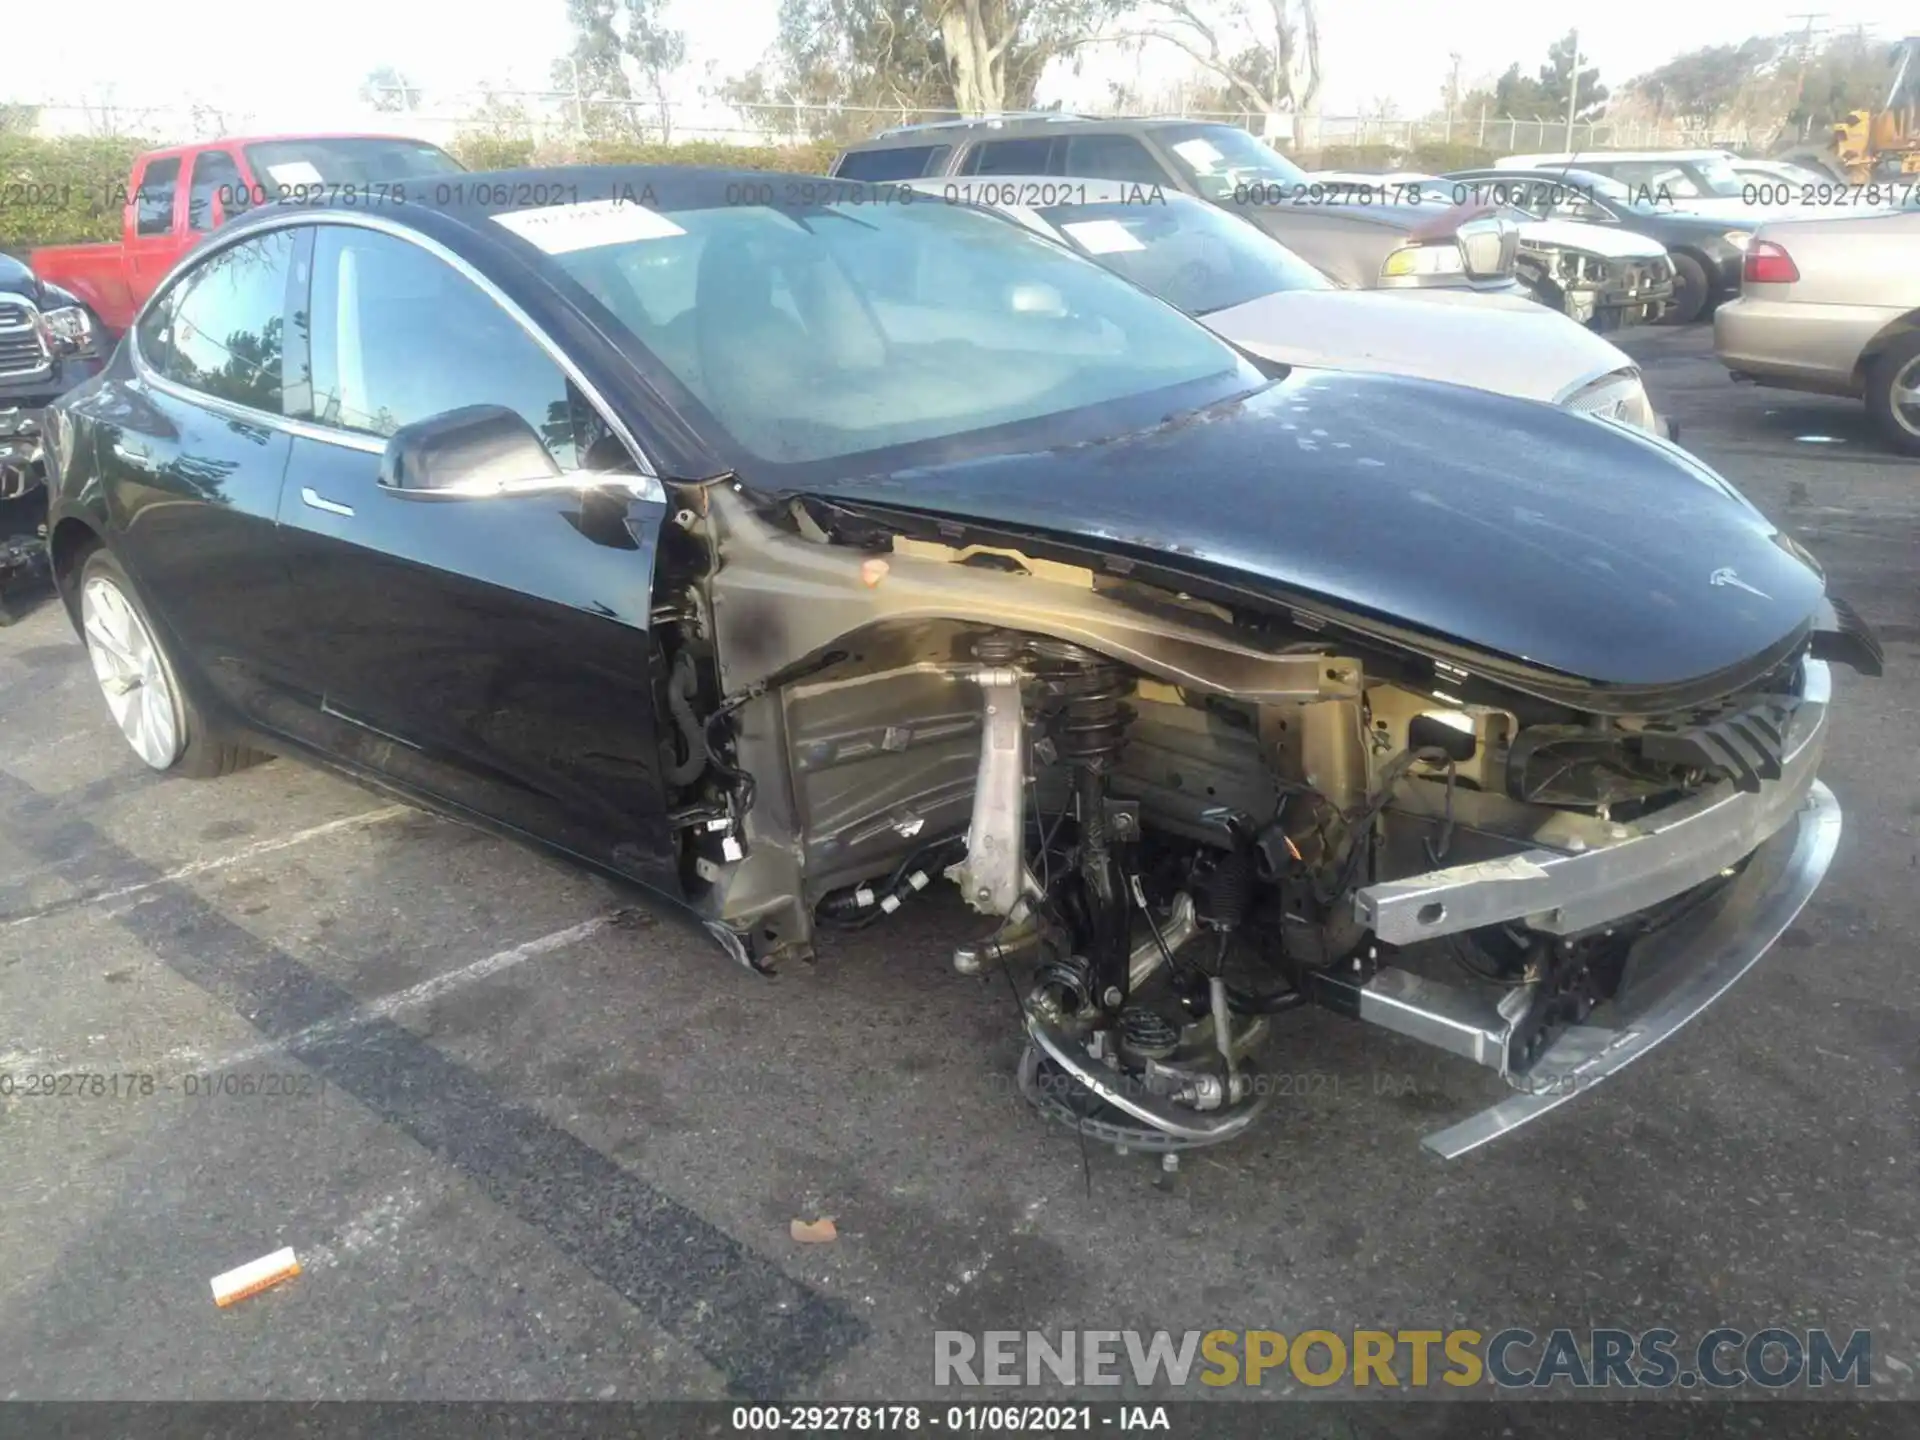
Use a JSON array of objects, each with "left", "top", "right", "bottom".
[
  {"left": 1171, "top": 138, "right": 1224, "bottom": 170},
  {"left": 493, "top": 198, "right": 686, "bottom": 253},
  {"left": 1060, "top": 219, "right": 1145, "bottom": 255},
  {"left": 267, "top": 161, "right": 325, "bottom": 187}
]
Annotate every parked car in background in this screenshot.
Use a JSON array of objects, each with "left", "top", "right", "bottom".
[
  {"left": 29, "top": 134, "right": 463, "bottom": 336},
  {"left": 42, "top": 168, "right": 1878, "bottom": 1161},
  {"left": 1308, "top": 170, "right": 1674, "bottom": 330},
  {"left": 916, "top": 177, "right": 1665, "bottom": 432},
  {"left": 832, "top": 114, "right": 1523, "bottom": 294},
  {"left": 1444, "top": 167, "right": 1758, "bottom": 322},
  {"left": 1, "top": 252, "right": 106, "bottom": 502},
  {"left": 0, "top": 251, "right": 107, "bottom": 619},
  {"left": 1497, "top": 149, "right": 1798, "bottom": 221},
  {"left": 1724, "top": 157, "right": 1846, "bottom": 190},
  {"left": 1720, "top": 153, "right": 1908, "bottom": 211},
  {"left": 1714, "top": 208, "right": 1920, "bottom": 455}
]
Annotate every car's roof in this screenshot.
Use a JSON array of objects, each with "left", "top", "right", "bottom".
[
  {"left": 1501, "top": 150, "right": 1730, "bottom": 166},
  {"left": 842, "top": 112, "right": 1221, "bottom": 152},
  {"left": 274, "top": 165, "right": 865, "bottom": 224},
  {"left": 905, "top": 175, "right": 1198, "bottom": 207},
  {"left": 1308, "top": 170, "right": 1442, "bottom": 186},
  {"left": 143, "top": 132, "right": 447, "bottom": 157},
  {"left": 1448, "top": 165, "right": 1615, "bottom": 185},
  {"left": 1752, "top": 206, "right": 1920, "bottom": 240}
]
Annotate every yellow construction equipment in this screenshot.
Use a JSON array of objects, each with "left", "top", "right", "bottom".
[{"left": 1782, "top": 36, "right": 1920, "bottom": 182}]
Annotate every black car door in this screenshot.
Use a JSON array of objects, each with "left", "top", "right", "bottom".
[
  {"left": 273, "top": 222, "right": 677, "bottom": 885},
  {"left": 96, "top": 228, "right": 306, "bottom": 721}
]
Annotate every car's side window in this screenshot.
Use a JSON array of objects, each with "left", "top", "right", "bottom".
[
  {"left": 835, "top": 145, "right": 952, "bottom": 181},
  {"left": 1607, "top": 162, "right": 1700, "bottom": 197},
  {"left": 302, "top": 227, "right": 589, "bottom": 470},
  {"left": 187, "top": 151, "right": 245, "bottom": 231},
  {"left": 136, "top": 158, "right": 181, "bottom": 237},
  {"left": 153, "top": 229, "right": 297, "bottom": 414},
  {"left": 134, "top": 287, "right": 179, "bottom": 374},
  {"left": 962, "top": 138, "right": 1058, "bottom": 175},
  {"left": 1062, "top": 135, "right": 1171, "bottom": 186}
]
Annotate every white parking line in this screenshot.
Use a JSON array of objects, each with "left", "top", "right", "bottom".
[
  {"left": 202, "top": 914, "right": 615, "bottom": 1070},
  {"left": 2, "top": 805, "right": 414, "bottom": 930}
]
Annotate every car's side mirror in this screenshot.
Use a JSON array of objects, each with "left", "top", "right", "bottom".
[{"left": 377, "top": 404, "right": 560, "bottom": 495}]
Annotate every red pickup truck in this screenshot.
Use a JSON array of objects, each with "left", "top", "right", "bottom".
[{"left": 30, "top": 133, "right": 463, "bottom": 335}]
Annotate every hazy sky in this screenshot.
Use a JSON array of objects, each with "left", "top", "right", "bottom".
[{"left": 25, "top": 0, "right": 1910, "bottom": 126}]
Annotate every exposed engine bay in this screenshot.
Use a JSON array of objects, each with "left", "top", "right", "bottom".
[{"left": 647, "top": 479, "right": 1859, "bottom": 1157}]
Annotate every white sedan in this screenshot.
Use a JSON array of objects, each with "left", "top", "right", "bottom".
[{"left": 915, "top": 177, "right": 1668, "bottom": 435}]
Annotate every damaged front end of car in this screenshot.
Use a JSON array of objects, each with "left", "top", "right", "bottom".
[
  {"left": 641, "top": 463, "right": 1879, "bottom": 1159},
  {"left": 1518, "top": 241, "right": 1678, "bottom": 331}
]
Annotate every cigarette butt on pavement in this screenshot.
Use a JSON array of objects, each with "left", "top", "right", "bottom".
[
  {"left": 790, "top": 1217, "right": 838, "bottom": 1244},
  {"left": 210, "top": 1247, "right": 302, "bottom": 1307}
]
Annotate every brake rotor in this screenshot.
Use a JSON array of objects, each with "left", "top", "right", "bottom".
[{"left": 1015, "top": 1043, "right": 1211, "bottom": 1154}]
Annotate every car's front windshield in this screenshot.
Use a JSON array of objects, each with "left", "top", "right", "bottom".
[
  {"left": 1155, "top": 124, "right": 1309, "bottom": 201},
  {"left": 1518, "top": 169, "right": 1652, "bottom": 215},
  {"left": 541, "top": 196, "right": 1258, "bottom": 467},
  {"left": 244, "top": 138, "right": 462, "bottom": 193},
  {"left": 1035, "top": 194, "right": 1330, "bottom": 315}
]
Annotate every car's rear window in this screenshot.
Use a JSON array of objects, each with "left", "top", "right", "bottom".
[
  {"left": 243, "top": 138, "right": 463, "bottom": 195},
  {"left": 835, "top": 145, "right": 952, "bottom": 181},
  {"left": 1036, "top": 195, "right": 1330, "bottom": 315}
]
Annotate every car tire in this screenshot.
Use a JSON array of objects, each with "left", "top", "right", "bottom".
[
  {"left": 1865, "top": 333, "right": 1920, "bottom": 458},
  {"left": 76, "top": 546, "right": 266, "bottom": 778},
  {"left": 1660, "top": 253, "right": 1710, "bottom": 326}
]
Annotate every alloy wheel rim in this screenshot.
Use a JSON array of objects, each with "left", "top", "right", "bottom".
[
  {"left": 81, "top": 576, "right": 182, "bottom": 769},
  {"left": 1893, "top": 357, "right": 1920, "bottom": 439}
]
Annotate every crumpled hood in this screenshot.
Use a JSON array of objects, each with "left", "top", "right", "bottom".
[
  {"left": 800, "top": 371, "right": 1826, "bottom": 694},
  {"left": 1201, "top": 289, "right": 1626, "bottom": 404}
]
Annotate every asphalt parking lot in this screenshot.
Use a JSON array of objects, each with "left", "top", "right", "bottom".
[{"left": 0, "top": 325, "right": 1914, "bottom": 1412}]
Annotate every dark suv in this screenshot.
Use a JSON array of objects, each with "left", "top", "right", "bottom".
[
  {"left": 832, "top": 114, "right": 1520, "bottom": 293},
  {"left": 2, "top": 252, "right": 106, "bottom": 618},
  {"left": 1, "top": 254, "right": 105, "bottom": 499}
]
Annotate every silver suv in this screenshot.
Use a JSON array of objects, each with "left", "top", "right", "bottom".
[{"left": 832, "top": 113, "right": 1521, "bottom": 293}]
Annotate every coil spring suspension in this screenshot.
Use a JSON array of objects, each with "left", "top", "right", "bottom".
[
  {"left": 1026, "top": 641, "right": 1137, "bottom": 1013},
  {"left": 1028, "top": 639, "right": 1135, "bottom": 771}
]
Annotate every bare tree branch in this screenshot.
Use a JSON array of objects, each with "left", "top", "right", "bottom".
[{"left": 1117, "top": 25, "right": 1278, "bottom": 114}]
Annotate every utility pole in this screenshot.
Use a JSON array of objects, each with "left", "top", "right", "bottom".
[
  {"left": 1445, "top": 52, "right": 1462, "bottom": 141},
  {"left": 1564, "top": 28, "right": 1581, "bottom": 153}
]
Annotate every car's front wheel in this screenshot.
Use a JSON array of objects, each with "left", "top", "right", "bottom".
[
  {"left": 77, "top": 547, "right": 264, "bottom": 776},
  {"left": 1660, "top": 252, "right": 1710, "bottom": 326},
  {"left": 1865, "top": 332, "right": 1920, "bottom": 458}
]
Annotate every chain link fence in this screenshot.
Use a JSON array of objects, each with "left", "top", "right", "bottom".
[{"left": 16, "top": 89, "right": 1747, "bottom": 160}]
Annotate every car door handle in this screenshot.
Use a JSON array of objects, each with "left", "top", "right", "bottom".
[{"left": 301, "top": 486, "right": 354, "bottom": 518}]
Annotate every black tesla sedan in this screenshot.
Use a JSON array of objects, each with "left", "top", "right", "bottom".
[
  {"left": 1443, "top": 167, "right": 1759, "bottom": 323},
  {"left": 42, "top": 168, "right": 1878, "bottom": 1160}
]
